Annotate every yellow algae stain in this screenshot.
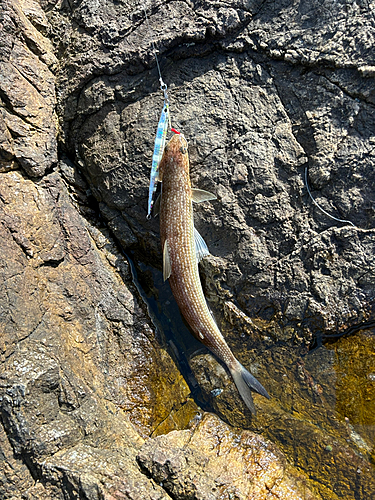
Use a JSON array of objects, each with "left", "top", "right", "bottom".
[{"left": 326, "top": 329, "right": 375, "bottom": 448}]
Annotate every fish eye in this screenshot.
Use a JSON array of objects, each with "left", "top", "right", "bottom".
[{"left": 180, "top": 146, "right": 187, "bottom": 154}]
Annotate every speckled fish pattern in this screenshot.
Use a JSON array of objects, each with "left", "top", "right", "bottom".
[
  {"left": 158, "top": 134, "right": 270, "bottom": 414},
  {"left": 159, "top": 134, "right": 236, "bottom": 367}
]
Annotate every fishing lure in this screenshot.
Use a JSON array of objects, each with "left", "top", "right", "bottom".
[
  {"left": 143, "top": 3, "right": 174, "bottom": 218},
  {"left": 147, "top": 99, "right": 169, "bottom": 218}
]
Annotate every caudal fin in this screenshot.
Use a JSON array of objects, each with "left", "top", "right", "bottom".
[{"left": 229, "top": 361, "right": 270, "bottom": 415}]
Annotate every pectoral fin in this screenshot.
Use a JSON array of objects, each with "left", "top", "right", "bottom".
[
  {"left": 194, "top": 227, "right": 210, "bottom": 262},
  {"left": 191, "top": 188, "right": 217, "bottom": 203},
  {"left": 163, "top": 239, "right": 172, "bottom": 281}
]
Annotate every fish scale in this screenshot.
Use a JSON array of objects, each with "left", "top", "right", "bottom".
[{"left": 158, "top": 133, "right": 270, "bottom": 414}]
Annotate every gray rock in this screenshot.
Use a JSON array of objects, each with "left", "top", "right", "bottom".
[{"left": 51, "top": 0, "right": 375, "bottom": 341}]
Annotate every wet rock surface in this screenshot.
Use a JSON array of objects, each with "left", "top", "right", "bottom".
[
  {"left": 1, "top": 0, "right": 375, "bottom": 499},
  {"left": 187, "top": 326, "right": 375, "bottom": 500}
]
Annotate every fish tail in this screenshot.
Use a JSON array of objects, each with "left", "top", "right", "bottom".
[{"left": 229, "top": 360, "right": 270, "bottom": 415}]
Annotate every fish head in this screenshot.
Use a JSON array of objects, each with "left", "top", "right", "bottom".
[{"left": 159, "top": 133, "right": 189, "bottom": 179}]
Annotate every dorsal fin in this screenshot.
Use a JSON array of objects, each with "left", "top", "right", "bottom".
[{"left": 191, "top": 188, "right": 217, "bottom": 203}]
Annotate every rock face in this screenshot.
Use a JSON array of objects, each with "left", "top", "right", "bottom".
[
  {"left": 138, "top": 413, "right": 318, "bottom": 500},
  {"left": 58, "top": 0, "right": 375, "bottom": 342},
  {"left": 1, "top": 0, "right": 375, "bottom": 499},
  {"left": 0, "top": 0, "right": 58, "bottom": 177},
  {"left": 0, "top": 168, "right": 194, "bottom": 498}
]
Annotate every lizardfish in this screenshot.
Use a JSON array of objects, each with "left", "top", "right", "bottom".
[{"left": 157, "top": 133, "right": 270, "bottom": 414}]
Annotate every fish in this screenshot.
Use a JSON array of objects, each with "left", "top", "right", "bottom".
[
  {"left": 157, "top": 133, "right": 270, "bottom": 414},
  {"left": 147, "top": 102, "right": 170, "bottom": 219}
]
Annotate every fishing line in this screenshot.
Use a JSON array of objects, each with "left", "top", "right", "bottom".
[
  {"left": 142, "top": 3, "right": 167, "bottom": 99},
  {"left": 143, "top": 2, "right": 181, "bottom": 218},
  {"left": 305, "top": 166, "right": 356, "bottom": 227}
]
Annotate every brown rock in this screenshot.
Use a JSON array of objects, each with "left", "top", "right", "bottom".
[
  {"left": 0, "top": 0, "right": 58, "bottom": 177},
  {"left": 325, "top": 330, "right": 375, "bottom": 448},
  {"left": 188, "top": 336, "right": 375, "bottom": 500},
  {"left": 138, "top": 413, "right": 319, "bottom": 500},
  {"left": 0, "top": 170, "right": 194, "bottom": 498}
]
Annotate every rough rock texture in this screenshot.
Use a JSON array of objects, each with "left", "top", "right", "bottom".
[
  {"left": 56, "top": 0, "right": 375, "bottom": 341},
  {"left": 0, "top": 169, "right": 193, "bottom": 498},
  {"left": 0, "top": 170, "right": 192, "bottom": 434},
  {"left": 0, "top": 0, "right": 58, "bottom": 177},
  {"left": 1, "top": 0, "right": 375, "bottom": 499},
  {"left": 138, "top": 413, "right": 318, "bottom": 500}
]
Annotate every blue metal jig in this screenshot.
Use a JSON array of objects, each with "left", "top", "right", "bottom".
[{"left": 147, "top": 97, "right": 169, "bottom": 218}]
